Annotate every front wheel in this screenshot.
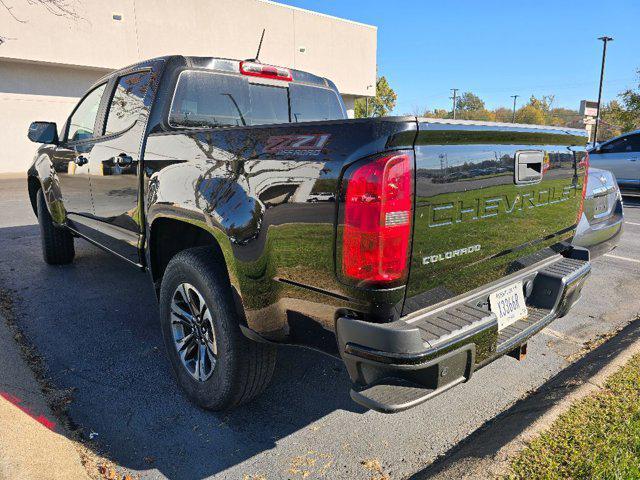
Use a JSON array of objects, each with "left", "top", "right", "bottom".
[
  {"left": 36, "top": 189, "right": 75, "bottom": 265},
  {"left": 159, "top": 247, "right": 276, "bottom": 410}
]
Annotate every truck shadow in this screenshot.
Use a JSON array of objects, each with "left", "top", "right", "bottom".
[
  {"left": 407, "top": 317, "right": 640, "bottom": 480},
  {"left": 0, "top": 224, "right": 364, "bottom": 480}
]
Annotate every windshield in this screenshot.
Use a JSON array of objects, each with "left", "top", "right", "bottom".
[{"left": 169, "top": 70, "right": 346, "bottom": 129}]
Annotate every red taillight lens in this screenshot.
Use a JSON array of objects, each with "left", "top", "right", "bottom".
[
  {"left": 342, "top": 153, "right": 413, "bottom": 286},
  {"left": 576, "top": 151, "right": 590, "bottom": 222},
  {"left": 239, "top": 61, "right": 292, "bottom": 81}
]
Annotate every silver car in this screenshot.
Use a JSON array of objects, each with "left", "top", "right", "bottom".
[
  {"left": 573, "top": 167, "right": 624, "bottom": 258},
  {"left": 589, "top": 130, "right": 640, "bottom": 195}
]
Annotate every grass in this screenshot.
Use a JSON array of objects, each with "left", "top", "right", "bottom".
[{"left": 506, "top": 353, "right": 640, "bottom": 480}]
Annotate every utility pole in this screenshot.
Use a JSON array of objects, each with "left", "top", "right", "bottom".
[
  {"left": 510, "top": 95, "right": 519, "bottom": 123},
  {"left": 450, "top": 88, "right": 459, "bottom": 119},
  {"left": 593, "top": 36, "right": 613, "bottom": 146}
]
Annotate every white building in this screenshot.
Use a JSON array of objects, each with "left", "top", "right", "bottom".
[{"left": 0, "top": 0, "right": 377, "bottom": 173}]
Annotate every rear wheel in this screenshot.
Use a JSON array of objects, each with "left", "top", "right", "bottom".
[
  {"left": 36, "top": 189, "right": 75, "bottom": 265},
  {"left": 159, "top": 246, "right": 276, "bottom": 410}
]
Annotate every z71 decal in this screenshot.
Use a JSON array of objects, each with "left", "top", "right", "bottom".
[{"left": 265, "top": 134, "right": 331, "bottom": 156}]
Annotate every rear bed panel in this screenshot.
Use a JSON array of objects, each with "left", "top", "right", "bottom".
[{"left": 403, "top": 120, "right": 588, "bottom": 315}]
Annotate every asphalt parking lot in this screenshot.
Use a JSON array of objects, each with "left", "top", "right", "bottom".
[{"left": 1, "top": 177, "right": 639, "bottom": 480}]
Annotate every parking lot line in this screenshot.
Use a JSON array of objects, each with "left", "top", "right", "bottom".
[
  {"left": 625, "top": 221, "right": 640, "bottom": 226},
  {"left": 604, "top": 254, "right": 640, "bottom": 264}
]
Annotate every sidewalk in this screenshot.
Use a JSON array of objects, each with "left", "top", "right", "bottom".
[{"left": 0, "top": 305, "right": 91, "bottom": 480}]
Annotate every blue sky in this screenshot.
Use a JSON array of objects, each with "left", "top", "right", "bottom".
[{"left": 274, "top": 0, "right": 640, "bottom": 114}]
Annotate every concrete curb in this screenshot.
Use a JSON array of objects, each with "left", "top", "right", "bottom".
[
  {"left": 511, "top": 336, "right": 640, "bottom": 445},
  {"left": 411, "top": 319, "right": 640, "bottom": 480},
  {"left": 0, "top": 305, "right": 92, "bottom": 479}
]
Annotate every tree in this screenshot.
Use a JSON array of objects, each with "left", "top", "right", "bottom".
[
  {"left": 456, "top": 92, "right": 485, "bottom": 112},
  {"left": 354, "top": 76, "right": 397, "bottom": 118},
  {"left": 419, "top": 108, "right": 449, "bottom": 119},
  {"left": 613, "top": 71, "right": 640, "bottom": 133},
  {"left": 548, "top": 107, "right": 580, "bottom": 127},
  {"left": 528, "top": 95, "right": 555, "bottom": 114},
  {"left": 493, "top": 107, "right": 513, "bottom": 123},
  {"left": 515, "top": 105, "right": 545, "bottom": 125}
]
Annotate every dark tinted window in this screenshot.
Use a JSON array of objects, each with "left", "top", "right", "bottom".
[
  {"left": 105, "top": 71, "right": 153, "bottom": 135},
  {"left": 290, "top": 84, "right": 345, "bottom": 122},
  {"left": 67, "top": 83, "right": 107, "bottom": 142},
  {"left": 628, "top": 134, "right": 640, "bottom": 151},
  {"left": 169, "top": 70, "right": 345, "bottom": 129},
  {"left": 601, "top": 134, "right": 640, "bottom": 153},
  {"left": 169, "top": 72, "right": 249, "bottom": 128},
  {"left": 247, "top": 84, "right": 289, "bottom": 125}
]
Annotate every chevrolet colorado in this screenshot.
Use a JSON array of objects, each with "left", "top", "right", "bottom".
[{"left": 26, "top": 56, "right": 591, "bottom": 413}]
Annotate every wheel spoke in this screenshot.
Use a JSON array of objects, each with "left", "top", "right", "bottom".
[
  {"left": 175, "top": 332, "right": 195, "bottom": 353},
  {"left": 171, "top": 311, "right": 193, "bottom": 327},
  {"left": 204, "top": 328, "right": 217, "bottom": 357},
  {"left": 198, "top": 343, "right": 207, "bottom": 381},
  {"left": 183, "top": 285, "right": 201, "bottom": 317}
]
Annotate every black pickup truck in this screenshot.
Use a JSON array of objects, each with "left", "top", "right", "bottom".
[{"left": 26, "top": 55, "right": 591, "bottom": 413}]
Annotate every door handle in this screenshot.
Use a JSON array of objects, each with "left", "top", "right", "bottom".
[
  {"left": 74, "top": 155, "right": 88, "bottom": 166},
  {"left": 112, "top": 153, "right": 133, "bottom": 166},
  {"left": 630, "top": 158, "right": 638, "bottom": 162}
]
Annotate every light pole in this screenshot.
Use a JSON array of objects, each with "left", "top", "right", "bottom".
[
  {"left": 510, "top": 95, "right": 519, "bottom": 123},
  {"left": 365, "top": 84, "right": 373, "bottom": 117},
  {"left": 593, "top": 36, "right": 613, "bottom": 146}
]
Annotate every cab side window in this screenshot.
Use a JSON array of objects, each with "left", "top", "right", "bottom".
[
  {"left": 628, "top": 134, "right": 640, "bottom": 152},
  {"left": 104, "top": 71, "right": 153, "bottom": 135},
  {"left": 67, "top": 83, "right": 107, "bottom": 142},
  {"left": 602, "top": 136, "right": 633, "bottom": 153}
]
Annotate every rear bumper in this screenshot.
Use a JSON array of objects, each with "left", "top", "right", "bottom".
[
  {"left": 573, "top": 193, "right": 623, "bottom": 259},
  {"left": 336, "top": 247, "right": 591, "bottom": 413}
]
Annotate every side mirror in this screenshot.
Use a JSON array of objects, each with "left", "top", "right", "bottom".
[{"left": 28, "top": 121, "right": 59, "bottom": 144}]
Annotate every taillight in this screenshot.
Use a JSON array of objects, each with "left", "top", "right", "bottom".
[
  {"left": 576, "top": 151, "right": 590, "bottom": 222},
  {"left": 342, "top": 152, "right": 414, "bottom": 286},
  {"left": 239, "top": 61, "right": 292, "bottom": 82}
]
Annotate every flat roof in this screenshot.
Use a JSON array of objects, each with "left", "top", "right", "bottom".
[{"left": 259, "top": 0, "right": 377, "bottom": 30}]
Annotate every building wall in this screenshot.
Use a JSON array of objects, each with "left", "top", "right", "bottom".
[
  {"left": 0, "top": 0, "right": 376, "bottom": 96},
  {"left": 0, "top": 0, "right": 376, "bottom": 174},
  {"left": 0, "top": 61, "right": 109, "bottom": 174}
]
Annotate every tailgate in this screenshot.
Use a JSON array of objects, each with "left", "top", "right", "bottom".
[{"left": 403, "top": 120, "right": 588, "bottom": 315}]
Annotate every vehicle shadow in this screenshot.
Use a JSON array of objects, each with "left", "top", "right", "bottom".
[
  {"left": 622, "top": 195, "right": 640, "bottom": 208},
  {"left": 407, "top": 318, "right": 640, "bottom": 480},
  {"left": 0, "top": 224, "right": 364, "bottom": 480}
]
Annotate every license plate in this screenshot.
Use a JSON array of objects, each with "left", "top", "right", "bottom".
[
  {"left": 489, "top": 281, "right": 528, "bottom": 330},
  {"left": 593, "top": 196, "right": 608, "bottom": 215}
]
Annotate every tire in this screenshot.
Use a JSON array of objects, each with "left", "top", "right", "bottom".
[
  {"left": 36, "top": 189, "right": 75, "bottom": 265},
  {"left": 159, "top": 246, "right": 277, "bottom": 410}
]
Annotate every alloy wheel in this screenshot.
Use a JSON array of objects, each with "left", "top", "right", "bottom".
[{"left": 170, "top": 283, "right": 218, "bottom": 382}]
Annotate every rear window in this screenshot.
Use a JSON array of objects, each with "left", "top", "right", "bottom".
[
  {"left": 246, "top": 84, "right": 289, "bottom": 125},
  {"left": 290, "top": 83, "right": 345, "bottom": 122},
  {"left": 169, "top": 70, "right": 345, "bottom": 129}
]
